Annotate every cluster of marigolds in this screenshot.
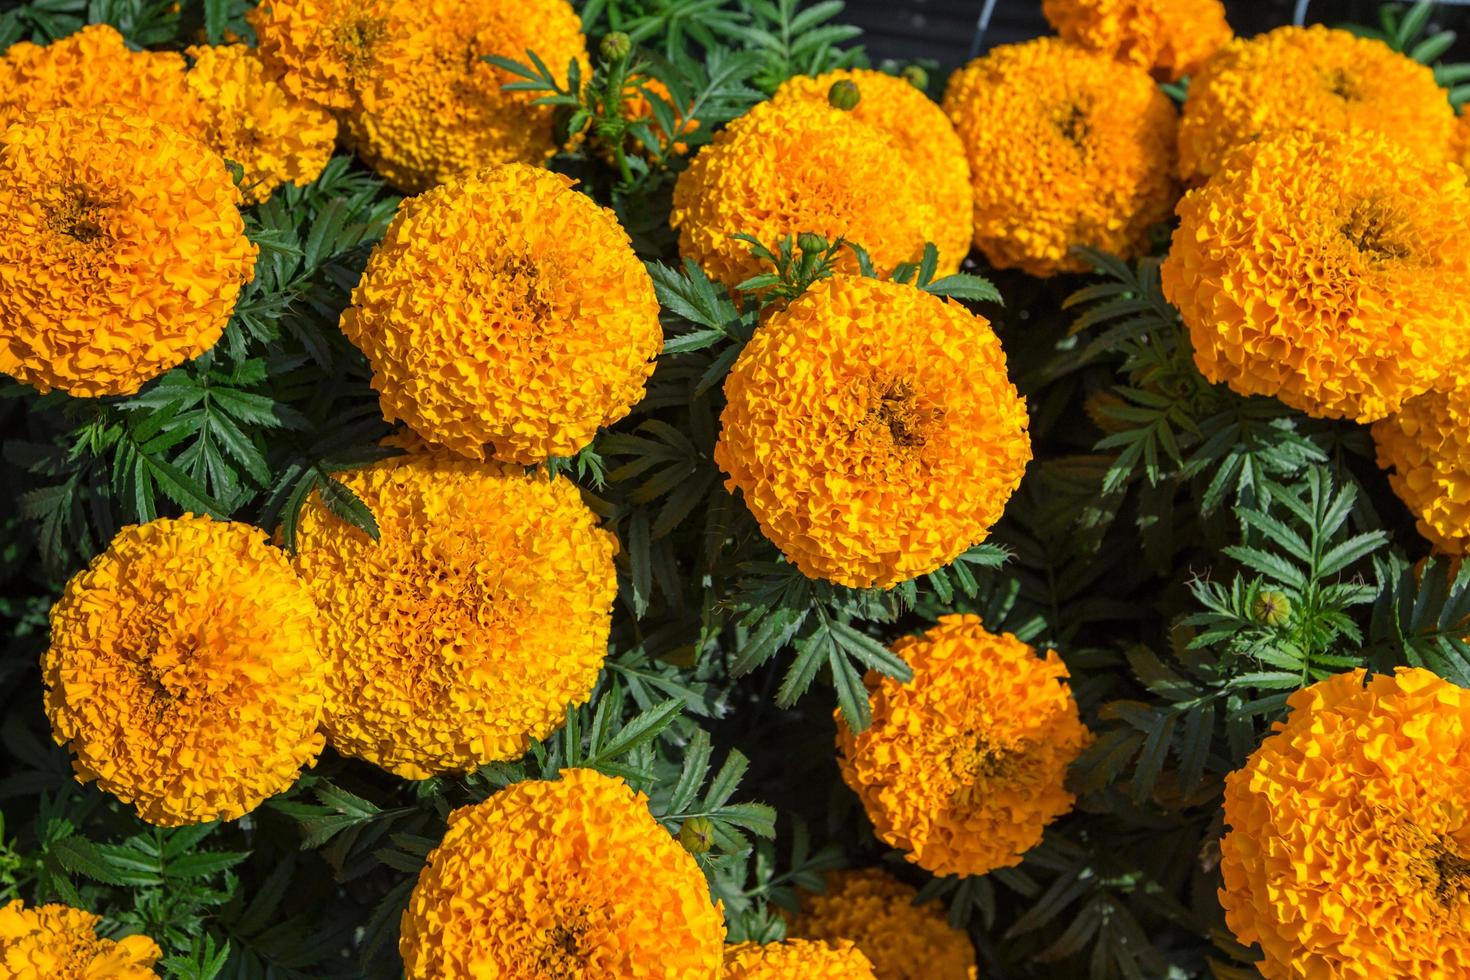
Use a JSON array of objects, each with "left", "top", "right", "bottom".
[{"left": 2, "top": 0, "right": 1470, "bottom": 975}]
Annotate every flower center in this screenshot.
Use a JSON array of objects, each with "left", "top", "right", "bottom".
[
  {"left": 863, "top": 378, "right": 940, "bottom": 450},
  {"left": 947, "top": 731, "right": 1026, "bottom": 806},
  {"left": 1054, "top": 102, "right": 1091, "bottom": 151},
  {"left": 1323, "top": 67, "right": 1359, "bottom": 101},
  {"left": 1339, "top": 199, "right": 1409, "bottom": 262},
  {"left": 46, "top": 190, "right": 112, "bottom": 248},
  {"left": 535, "top": 910, "right": 591, "bottom": 976},
  {"left": 334, "top": 16, "right": 388, "bottom": 71}
]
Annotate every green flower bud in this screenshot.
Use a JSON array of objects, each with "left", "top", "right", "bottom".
[
  {"left": 1252, "top": 590, "right": 1291, "bottom": 628},
  {"left": 599, "top": 32, "right": 631, "bottom": 63},
  {"left": 827, "top": 79, "right": 861, "bottom": 111},
  {"left": 678, "top": 817, "right": 714, "bottom": 854},
  {"left": 797, "top": 232, "right": 828, "bottom": 253},
  {"left": 900, "top": 65, "right": 929, "bottom": 92}
]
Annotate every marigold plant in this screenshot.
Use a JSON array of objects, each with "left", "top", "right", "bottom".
[
  {"left": 399, "top": 768, "right": 725, "bottom": 978},
  {"left": 722, "top": 939, "right": 877, "bottom": 979},
  {"left": 290, "top": 451, "right": 618, "bottom": 779},
  {"left": 1161, "top": 127, "right": 1470, "bottom": 423},
  {"left": 341, "top": 163, "right": 660, "bottom": 462},
  {"left": 836, "top": 615, "right": 1089, "bottom": 876},
  {"left": 773, "top": 68, "right": 973, "bottom": 271},
  {"left": 715, "top": 275, "right": 1029, "bottom": 588},
  {"left": 941, "top": 37, "right": 1177, "bottom": 276},
  {"left": 0, "top": 23, "right": 201, "bottom": 131},
  {"left": 1041, "top": 0, "right": 1232, "bottom": 80},
  {"left": 43, "top": 516, "right": 326, "bottom": 826},
  {"left": 671, "top": 98, "right": 950, "bottom": 289},
  {"left": 341, "top": 0, "right": 588, "bottom": 192},
  {"left": 0, "top": 107, "right": 256, "bottom": 397},
  {"left": 1220, "top": 667, "right": 1470, "bottom": 978},
  {"left": 248, "top": 0, "right": 404, "bottom": 110},
  {"left": 788, "top": 869, "right": 978, "bottom": 980},
  {"left": 185, "top": 44, "right": 337, "bottom": 204},
  {"left": 0, "top": 900, "right": 160, "bottom": 979},
  {"left": 1374, "top": 382, "right": 1470, "bottom": 553},
  {"left": 1177, "top": 25, "right": 1454, "bottom": 182}
]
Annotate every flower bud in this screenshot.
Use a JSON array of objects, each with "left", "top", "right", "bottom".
[
  {"left": 1252, "top": 590, "right": 1291, "bottom": 628},
  {"left": 827, "top": 79, "right": 860, "bottom": 111},
  {"left": 900, "top": 65, "right": 929, "bottom": 92},
  {"left": 797, "top": 232, "right": 828, "bottom": 253},
  {"left": 678, "top": 817, "right": 714, "bottom": 854},
  {"left": 599, "top": 32, "right": 631, "bottom": 62}
]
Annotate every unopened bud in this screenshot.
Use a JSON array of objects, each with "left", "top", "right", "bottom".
[
  {"left": 797, "top": 232, "right": 828, "bottom": 253},
  {"left": 600, "top": 32, "right": 631, "bottom": 62},
  {"left": 827, "top": 79, "right": 860, "bottom": 111},
  {"left": 900, "top": 65, "right": 928, "bottom": 92},
  {"left": 678, "top": 817, "right": 714, "bottom": 854},
  {"left": 1252, "top": 590, "right": 1291, "bottom": 628}
]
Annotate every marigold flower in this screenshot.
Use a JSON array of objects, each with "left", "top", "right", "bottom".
[
  {"left": 1373, "top": 380, "right": 1470, "bottom": 553},
  {"left": 788, "top": 869, "right": 978, "bottom": 980},
  {"left": 714, "top": 276, "right": 1029, "bottom": 589},
  {"left": 291, "top": 452, "right": 618, "bottom": 779},
  {"left": 341, "top": 164, "right": 660, "bottom": 462},
  {"left": 0, "top": 900, "right": 160, "bottom": 979},
  {"left": 1161, "top": 128, "right": 1470, "bottom": 423},
  {"left": 341, "top": 0, "right": 588, "bottom": 192},
  {"left": 43, "top": 516, "right": 326, "bottom": 826},
  {"left": 722, "top": 939, "right": 877, "bottom": 979},
  {"left": 671, "top": 98, "right": 951, "bottom": 290},
  {"left": 0, "top": 23, "right": 202, "bottom": 132},
  {"left": 400, "top": 768, "right": 725, "bottom": 978},
  {"left": 837, "top": 615, "right": 1089, "bottom": 877},
  {"left": 185, "top": 44, "right": 338, "bottom": 204},
  {"left": 1220, "top": 667, "right": 1470, "bottom": 979},
  {"left": 1177, "top": 26, "right": 1454, "bottom": 182},
  {"left": 942, "top": 37, "right": 1177, "bottom": 276},
  {"left": 773, "top": 69, "right": 972, "bottom": 271},
  {"left": 0, "top": 108, "right": 256, "bottom": 397},
  {"left": 248, "top": 0, "right": 405, "bottom": 110},
  {"left": 1042, "top": 0, "right": 1232, "bottom": 81}
]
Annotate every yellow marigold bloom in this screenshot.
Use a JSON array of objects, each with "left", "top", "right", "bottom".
[
  {"left": 185, "top": 44, "right": 338, "bottom": 204},
  {"left": 773, "top": 69, "right": 973, "bottom": 271},
  {"left": 400, "top": 768, "right": 725, "bottom": 978},
  {"left": 248, "top": 0, "right": 405, "bottom": 110},
  {"left": 1177, "top": 26, "right": 1455, "bottom": 182},
  {"left": 941, "top": 37, "right": 1177, "bottom": 276},
  {"left": 0, "top": 900, "right": 160, "bottom": 979},
  {"left": 714, "top": 276, "right": 1029, "bottom": 589},
  {"left": 837, "top": 615, "right": 1089, "bottom": 877},
  {"left": 43, "top": 516, "right": 326, "bottom": 826},
  {"left": 671, "top": 98, "right": 951, "bottom": 290},
  {"left": 342, "top": 0, "right": 588, "bottom": 192},
  {"left": 291, "top": 452, "right": 618, "bottom": 779},
  {"left": 0, "top": 23, "right": 202, "bottom": 132},
  {"left": 0, "top": 108, "right": 256, "bottom": 397},
  {"left": 1220, "top": 667, "right": 1470, "bottom": 979},
  {"left": 341, "top": 164, "right": 660, "bottom": 463},
  {"left": 1374, "top": 381, "right": 1470, "bottom": 554},
  {"left": 1161, "top": 128, "right": 1470, "bottom": 423},
  {"left": 788, "top": 869, "right": 978, "bottom": 980},
  {"left": 1042, "top": 0, "right": 1232, "bottom": 81},
  {"left": 723, "top": 939, "right": 877, "bottom": 979}
]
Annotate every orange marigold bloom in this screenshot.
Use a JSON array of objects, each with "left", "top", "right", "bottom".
[
  {"left": 1161, "top": 128, "right": 1470, "bottom": 423},
  {"left": 1042, "top": 0, "right": 1232, "bottom": 81},
  {"left": 1177, "top": 26, "right": 1455, "bottom": 182},
  {"left": 774, "top": 69, "right": 973, "bottom": 271},
  {"left": 400, "top": 768, "right": 725, "bottom": 978},
  {"left": 0, "top": 23, "right": 202, "bottom": 132},
  {"left": 714, "top": 276, "right": 1029, "bottom": 589},
  {"left": 0, "top": 900, "right": 160, "bottom": 979},
  {"left": 1220, "top": 667, "right": 1470, "bottom": 979},
  {"left": 341, "top": 164, "right": 660, "bottom": 463},
  {"left": 43, "top": 516, "right": 326, "bottom": 826},
  {"left": 837, "top": 615, "right": 1089, "bottom": 877},
  {"left": 0, "top": 108, "right": 256, "bottom": 397},
  {"left": 342, "top": 0, "right": 588, "bottom": 192},
  {"left": 1374, "top": 380, "right": 1470, "bottom": 554},
  {"left": 671, "top": 98, "right": 952, "bottom": 290},
  {"left": 942, "top": 37, "right": 1177, "bottom": 276},
  {"left": 291, "top": 452, "right": 618, "bottom": 779},
  {"left": 248, "top": 0, "right": 405, "bottom": 110},
  {"left": 185, "top": 44, "right": 338, "bottom": 204},
  {"left": 723, "top": 939, "right": 876, "bottom": 979},
  {"left": 788, "top": 869, "right": 978, "bottom": 980}
]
